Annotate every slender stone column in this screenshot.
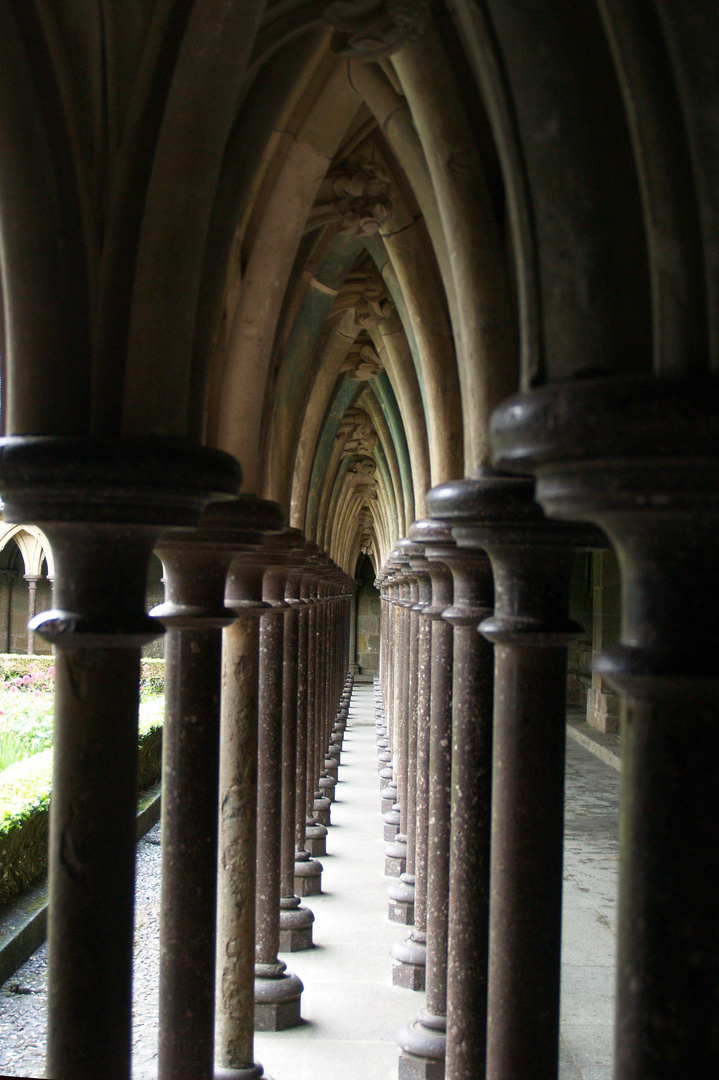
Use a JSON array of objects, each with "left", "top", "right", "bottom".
[
  {"left": 0, "top": 437, "right": 240, "bottom": 1080},
  {"left": 279, "top": 562, "right": 315, "bottom": 951},
  {"left": 386, "top": 556, "right": 411, "bottom": 877},
  {"left": 380, "top": 570, "right": 400, "bottom": 806},
  {"left": 490, "top": 375, "right": 719, "bottom": 1080},
  {"left": 425, "top": 484, "right": 496, "bottom": 1080},
  {"left": 294, "top": 570, "right": 323, "bottom": 895},
  {"left": 397, "top": 520, "right": 455, "bottom": 1080},
  {"left": 150, "top": 517, "right": 239, "bottom": 1080},
  {"left": 303, "top": 574, "right": 328, "bottom": 862},
  {"left": 311, "top": 580, "right": 332, "bottom": 827},
  {"left": 254, "top": 554, "right": 303, "bottom": 1031},
  {"left": 24, "top": 574, "right": 41, "bottom": 654},
  {"left": 389, "top": 540, "right": 422, "bottom": 922},
  {"left": 392, "top": 547, "right": 432, "bottom": 990},
  {"left": 442, "top": 471, "right": 597, "bottom": 1080},
  {"left": 214, "top": 497, "right": 284, "bottom": 1080}
]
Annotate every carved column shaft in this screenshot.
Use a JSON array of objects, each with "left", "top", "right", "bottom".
[
  {"left": 216, "top": 608, "right": 263, "bottom": 1076},
  {"left": 439, "top": 542, "right": 494, "bottom": 1080},
  {"left": 151, "top": 527, "right": 236, "bottom": 1080},
  {"left": 24, "top": 574, "right": 41, "bottom": 654},
  {"left": 254, "top": 558, "right": 303, "bottom": 1031},
  {"left": 389, "top": 541, "right": 422, "bottom": 923},
  {"left": 280, "top": 564, "right": 315, "bottom": 951},
  {"left": 392, "top": 554, "right": 432, "bottom": 990},
  {"left": 46, "top": 528, "right": 156, "bottom": 1080},
  {"left": 215, "top": 501, "right": 284, "bottom": 1080},
  {"left": 397, "top": 521, "right": 455, "bottom": 1080}
]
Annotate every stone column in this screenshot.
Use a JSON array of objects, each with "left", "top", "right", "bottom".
[
  {"left": 389, "top": 540, "right": 422, "bottom": 923},
  {"left": 0, "top": 570, "right": 15, "bottom": 653},
  {"left": 214, "top": 496, "right": 284, "bottom": 1080},
  {"left": 294, "top": 570, "right": 323, "bottom": 896},
  {"left": 392, "top": 546, "right": 432, "bottom": 990},
  {"left": 490, "top": 375, "right": 719, "bottom": 1080},
  {"left": 254, "top": 552, "right": 303, "bottom": 1031},
  {"left": 24, "top": 574, "right": 41, "bottom": 654},
  {"left": 445, "top": 471, "right": 598, "bottom": 1080},
  {"left": 279, "top": 561, "right": 315, "bottom": 951},
  {"left": 386, "top": 554, "right": 411, "bottom": 878},
  {"left": 349, "top": 588, "right": 359, "bottom": 673},
  {"left": 150, "top": 516, "right": 238, "bottom": 1080},
  {"left": 425, "top": 484, "right": 496, "bottom": 1080},
  {"left": 0, "top": 437, "right": 240, "bottom": 1080},
  {"left": 311, "top": 579, "right": 332, "bottom": 828},
  {"left": 397, "top": 520, "right": 455, "bottom": 1080},
  {"left": 302, "top": 574, "right": 328, "bottom": 864},
  {"left": 380, "top": 570, "right": 400, "bottom": 811}
]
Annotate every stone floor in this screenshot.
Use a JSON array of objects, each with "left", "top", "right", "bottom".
[{"left": 0, "top": 682, "right": 619, "bottom": 1079}]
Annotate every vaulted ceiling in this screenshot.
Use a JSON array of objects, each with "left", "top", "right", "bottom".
[{"left": 3, "top": 1, "right": 713, "bottom": 576}]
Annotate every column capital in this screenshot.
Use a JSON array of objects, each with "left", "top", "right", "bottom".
[
  {"left": 408, "top": 519, "right": 454, "bottom": 618},
  {"left": 0, "top": 435, "right": 240, "bottom": 527},
  {"left": 489, "top": 375, "right": 719, "bottom": 684},
  {"left": 428, "top": 473, "right": 598, "bottom": 646}
]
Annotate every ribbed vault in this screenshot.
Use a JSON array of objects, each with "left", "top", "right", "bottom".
[{"left": 195, "top": 19, "right": 522, "bottom": 580}]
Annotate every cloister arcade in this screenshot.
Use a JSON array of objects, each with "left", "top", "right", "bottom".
[{"left": 0, "top": 2, "right": 716, "bottom": 1079}]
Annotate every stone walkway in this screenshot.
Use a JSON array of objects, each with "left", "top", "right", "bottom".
[{"left": 0, "top": 684, "right": 619, "bottom": 1079}]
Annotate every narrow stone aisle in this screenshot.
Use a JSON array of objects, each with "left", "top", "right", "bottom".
[{"left": 255, "top": 681, "right": 419, "bottom": 1079}]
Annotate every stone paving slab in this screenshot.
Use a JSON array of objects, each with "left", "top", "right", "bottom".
[{"left": 0, "top": 684, "right": 619, "bottom": 1080}]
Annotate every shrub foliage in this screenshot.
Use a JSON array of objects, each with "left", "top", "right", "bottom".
[{"left": 0, "top": 674, "right": 164, "bottom": 908}]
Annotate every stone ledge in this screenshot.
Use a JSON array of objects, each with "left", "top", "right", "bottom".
[{"left": 567, "top": 718, "right": 621, "bottom": 772}]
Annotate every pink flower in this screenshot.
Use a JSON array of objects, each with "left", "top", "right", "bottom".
[
  {"left": 48, "top": 666, "right": 55, "bottom": 678},
  {"left": 22, "top": 674, "right": 32, "bottom": 684}
]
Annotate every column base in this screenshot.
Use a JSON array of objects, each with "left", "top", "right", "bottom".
[
  {"left": 397, "top": 1010, "right": 446, "bottom": 1079},
  {"left": 279, "top": 898, "right": 314, "bottom": 951},
  {"left": 391, "top": 933, "right": 426, "bottom": 990},
  {"left": 254, "top": 971, "right": 303, "bottom": 1031},
  {"left": 294, "top": 856, "right": 323, "bottom": 897},
  {"left": 305, "top": 820, "right": 327, "bottom": 856},
  {"left": 380, "top": 788, "right": 397, "bottom": 815},
  {"left": 383, "top": 807, "right": 401, "bottom": 841},
  {"left": 387, "top": 875, "right": 415, "bottom": 924},
  {"left": 319, "top": 775, "right": 337, "bottom": 802},
  {"left": 313, "top": 795, "right": 332, "bottom": 826},
  {"left": 385, "top": 836, "right": 407, "bottom": 877},
  {"left": 321, "top": 756, "right": 338, "bottom": 781}
]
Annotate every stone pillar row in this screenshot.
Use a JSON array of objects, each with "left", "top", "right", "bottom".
[
  {"left": 0, "top": 438, "right": 356, "bottom": 1080},
  {"left": 376, "top": 488, "right": 601, "bottom": 1080}
]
